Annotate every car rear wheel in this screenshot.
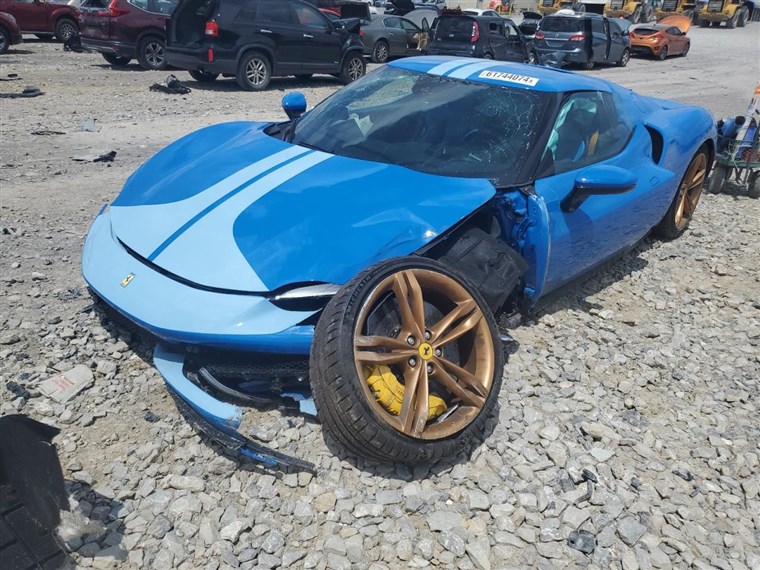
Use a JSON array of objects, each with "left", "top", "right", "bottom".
[
  {"left": 137, "top": 36, "right": 167, "bottom": 70},
  {"left": 372, "top": 40, "right": 389, "bottom": 63},
  {"left": 310, "top": 257, "right": 503, "bottom": 464},
  {"left": 236, "top": 51, "right": 271, "bottom": 91},
  {"left": 654, "top": 146, "right": 709, "bottom": 239},
  {"left": 483, "top": 52, "right": 493, "bottom": 59},
  {"left": 581, "top": 59, "right": 594, "bottom": 70},
  {"left": 526, "top": 51, "right": 537, "bottom": 64},
  {"left": 189, "top": 69, "right": 219, "bottom": 82},
  {"left": 0, "top": 26, "right": 9, "bottom": 55},
  {"left": 657, "top": 46, "right": 668, "bottom": 60},
  {"left": 102, "top": 53, "right": 131, "bottom": 66},
  {"left": 340, "top": 53, "right": 365, "bottom": 85},
  {"left": 681, "top": 42, "right": 690, "bottom": 56},
  {"left": 707, "top": 164, "right": 730, "bottom": 194},
  {"left": 617, "top": 48, "right": 630, "bottom": 67},
  {"left": 699, "top": 18, "right": 710, "bottom": 26},
  {"left": 55, "top": 18, "right": 78, "bottom": 42}
]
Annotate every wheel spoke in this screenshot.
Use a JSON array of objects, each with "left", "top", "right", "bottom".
[
  {"left": 428, "top": 299, "right": 477, "bottom": 342},
  {"left": 399, "top": 364, "right": 422, "bottom": 434},
  {"left": 355, "top": 335, "right": 412, "bottom": 351},
  {"left": 410, "top": 367, "right": 429, "bottom": 437},
  {"left": 356, "top": 350, "right": 414, "bottom": 365},
  {"left": 392, "top": 273, "right": 423, "bottom": 337},
  {"left": 436, "top": 309, "right": 483, "bottom": 348},
  {"left": 402, "top": 270, "right": 426, "bottom": 328},
  {"left": 431, "top": 360, "right": 486, "bottom": 407},
  {"left": 436, "top": 356, "right": 489, "bottom": 399}
]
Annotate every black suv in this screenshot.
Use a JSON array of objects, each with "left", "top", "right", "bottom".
[
  {"left": 166, "top": 0, "right": 366, "bottom": 90},
  {"left": 427, "top": 10, "right": 537, "bottom": 63}
]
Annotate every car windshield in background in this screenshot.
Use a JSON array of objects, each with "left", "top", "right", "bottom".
[
  {"left": 540, "top": 17, "right": 583, "bottom": 33},
  {"left": 434, "top": 17, "right": 475, "bottom": 42},
  {"left": 292, "top": 66, "right": 552, "bottom": 184}
]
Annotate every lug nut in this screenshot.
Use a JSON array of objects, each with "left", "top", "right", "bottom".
[
  {"left": 424, "top": 330, "right": 432, "bottom": 340},
  {"left": 426, "top": 364, "right": 434, "bottom": 373},
  {"left": 435, "top": 348, "right": 442, "bottom": 357},
  {"left": 407, "top": 335, "right": 416, "bottom": 345},
  {"left": 408, "top": 357, "right": 417, "bottom": 366}
]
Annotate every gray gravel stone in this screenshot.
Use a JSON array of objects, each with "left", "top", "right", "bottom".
[{"left": 617, "top": 516, "right": 647, "bottom": 547}]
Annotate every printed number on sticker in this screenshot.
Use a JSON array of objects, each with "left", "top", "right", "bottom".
[{"left": 478, "top": 71, "right": 539, "bottom": 87}]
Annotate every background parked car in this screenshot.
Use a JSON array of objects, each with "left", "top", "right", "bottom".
[
  {"left": 630, "top": 13, "right": 691, "bottom": 59},
  {"left": 166, "top": 0, "right": 366, "bottom": 91},
  {"left": 402, "top": 7, "right": 436, "bottom": 32},
  {"left": 0, "top": 0, "right": 79, "bottom": 40},
  {"left": 0, "top": 10, "right": 23, "bottom": 53},
  {"left": 363, "top": 14, "right": 425, "bottom": 62},
  {"left": 79, "top": 0, "right": 176, "bottom": 70},
  {"left": 428, "top": 11, "right": 537, "bottom": 63},
  {"left": 518, "top": 10, "right": 543, "bottom": 38},
  {"left": 463, "top": 8, "right": 501, "bottom": 16},
  {"left": 534, "top": 12, "right": 630, "bottom": 68}
]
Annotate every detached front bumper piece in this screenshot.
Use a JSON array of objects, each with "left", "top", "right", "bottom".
[{"left": 153, "top": 345, "right": 316, "bottom": 473}]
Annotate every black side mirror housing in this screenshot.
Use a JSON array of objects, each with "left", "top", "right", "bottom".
[{"left": 561, "top": 165, "right": 637, "bottom": 212}]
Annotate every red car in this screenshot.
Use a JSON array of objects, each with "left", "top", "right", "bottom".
[
  {"left": 79, "top": 0, "right": 176, "bottom": 70},
  {"left": 0, "top": 11, "right": 23, "bottom": 53},
  {"left": 0, "top": 0, "right": 79, "bottom": 41}
]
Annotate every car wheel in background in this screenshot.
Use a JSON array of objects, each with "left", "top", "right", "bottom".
[
  {"left": 581, "top": 59, "right": 594, "bottom": 70},
  {"left": 737, "top": 7, "right": 747, "bottom": 26},
  {"left": 630, "top": 6, "right": 642, "bottom": 23},
  {"left": 0, "top": 26, "right": 9, "bottom": 55},
  {"left": 310, "top": 257, "right": 504, "bottom": 463},
  {"left": 699, "top": 18, "right": 710, "bottom": 26},
  {"left": 707, "top": 164, "right": 730, "bottom": 194},
  {"left": 236, "top": 51, "right": 271, "bottom": 91},
  {"left": 372, "top": 40, "right": 389, "bottom": 63},
  {"left": 748, "top": 171, "right": 760, "bottom": 199},
  {"left": 526, "top": 51, "right": 537, "bottom": 64},
  {"left": 657, "top": 46, "right": 668, "bottom": 60},
  {"left": 189, "top": 70, "right": 219, "bottom": 82},
  {"left": 483, "top": 52, "right": 493, "bottom": 59},
  {"left": 681, "top": 42, "right": 690, "bottom": 56},
  {"left": 102, "top": 53, "right": 131, "bottom": 66},
  {"left": 617, "top": 48, "right": 630, "bottom": 67},
  {"left": 137, "top": 36, "right": 167, "bottom": 70},
  {"left": 655, "top": 146, "right": 709, "bottom": 238},
  {"left": 340, "top": 53, "right": 365, "bottom": 84},
  {"left": 726, "top": 10, "right": 738, "bottom": 27},
  {"left": 55, "top": 18, "right": 78, "bottom": 42}
]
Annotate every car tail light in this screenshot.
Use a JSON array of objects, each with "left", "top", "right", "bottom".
[
  {"left": 359, "top": 28, "right": 365, "bottom": 37},
  {"left": 96, "top": 0, "right": 129, "bottom": 17},
  {"left": 208, "top": 48, "right": 214, "bottom": 62},
  {"left": 205, "top": 20, "right": 219, "bottom": 37},
  {"left": 534, "top": 31, "right": 545, "bottom": 40},
  {"left": 568, "top": 33, "right": 585, "bottom": 41},
  {"left": 654, "top": 32, "right": 665, "bottom": 40},
  {"left": 471, "top": 21, "right": 480, "bottom": 43}
]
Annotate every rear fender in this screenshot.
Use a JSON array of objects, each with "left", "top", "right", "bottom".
[
  {"left": 235, "top": 44, "right": 275, "bottom": 69},
  {"left": 136, "top": 27, "right": 167, "bottom": 45},
  {"left": 49, "top": 8, "right": 78, "bottom": 29}
]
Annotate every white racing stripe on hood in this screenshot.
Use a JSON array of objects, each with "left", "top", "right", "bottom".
[
  {"left": 109, "top": 146, "right": 311, "bottom": 255},
  {"left": 427, "top": 59, "right": 477, "bottom": 77},
  {"left": 153, "top": 151, "right": 333, "bottom": 292},
  {"left": 447, "top": 61, "right": 504, "bottom": 80}
]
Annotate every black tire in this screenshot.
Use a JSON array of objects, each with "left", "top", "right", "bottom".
[
  {"left": 630, "top": 7, "right": 642, "bottom": 23},
  {"left": 189, "top": 69, "right": 219, "bottom": 82},
  {"left": 340, "top": 53, "right": 365, "bottom": 84},
  {"left": 657, "top": 45, "right": 668, "bottom": 60},
  {"left": 137, "top": 35, "right": 167, "bottom": 70},
  {"left": 581, "top": 59, "right": 594, "bottom": 70},
  {"left": 654, "top": 145, "right": 709, "bottom": 239},
  {"left": 748, "top": 171, "right": 760, "bottom": 199},
  {"left": 294, "top": 73, "right": 313, "bottom": 81},
  {"left": 526, "top": 51, "right": 537, "bottom": 64},
  {"left": 699, "top": 18, "right": 710, "bottom": 26},
  {"left": 236, "top": 51, "right": 271, "bottom": 91},
  {"left": 681, "top": 41, "right": 690, "bottom": 56},
  {"left": 54, "top": 18, "right": 78, "bottom": 41},
  {"left": 711, "top": 21, "right": 721, "bottom": 26},
  {"left": 371, "top": 39, "right": 389, "bottom": 63},
  {"left": 737, "top": 7, "right": 747, "bottom": 26},
  {"left": 0, "top": 26, "right": 9, "bottom": 55},
  {"left": 102, "top": 53, "right": 131, "bottom": 66},
  {"left": 726, "top": 10, "right": 738, "bottom": 27},
  {"left": 707, "top": 164, "right": 729, "bottom": 194},
  {"left": 483, "top": 52, "right": 494, "bottom": 59},
  {"left": 617, "top": 48, "right": 630, "bottom": 67},
  {"left": 310, "top": 257, "right": 504, "bottom": 464}
]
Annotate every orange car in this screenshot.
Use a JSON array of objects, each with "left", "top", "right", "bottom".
[{"left": 629, "top": 15, "right": 691, "bottom": 60}]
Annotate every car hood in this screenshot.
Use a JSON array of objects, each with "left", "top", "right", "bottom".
[
  {"left": 109, "top": 122, "right": 496, "bottom": 293},
  {"left": 658, "top": 14, "right": 691, "bottom": 33}
]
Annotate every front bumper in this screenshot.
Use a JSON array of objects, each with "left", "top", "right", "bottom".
[
  {"left": 535, "top": 46, "right": 588, "bottom": 64},
  {"left": 81, "top": 37, "right": 136, "bottom": 58},
  {"left": 82, "top": 208, "right": 316, "bottom": 353}
]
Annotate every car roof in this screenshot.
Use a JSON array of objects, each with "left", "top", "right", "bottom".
[{"left": 389, "top": 57, "right": 613, "bottom": 93}]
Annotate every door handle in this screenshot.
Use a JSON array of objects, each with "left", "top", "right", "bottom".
[
  {"left": 303, "top": 33, "right": 314, "bottom": 38},
  {"left": 260, "top": 28, "right": 272, "bottom": 34}
]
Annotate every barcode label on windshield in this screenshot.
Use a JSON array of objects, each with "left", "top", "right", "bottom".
[{"left": 478, "top": 71, "right": 540, "bottom": 87}]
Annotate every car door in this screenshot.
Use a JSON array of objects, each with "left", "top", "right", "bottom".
[
  {"left": 292, "top": 2, "right": 342, "bottom": 71},
  {"left": 666, "top": 26, "right": 683, "bottom": 53},
  {"left": 503, "top": 21, "right": 525, "bottom": 61},
  {"left": 532, "top": 91, "right": 676, "bottom": 295},
  {"left": 399, "top": 17, "right": 422, "bottom": 54},
  {"left": 589, "top": 17, "right": 608, "bottom": 62},
  {"left": 7, "top": 0, "right": 47, "bottom": 31},
  {"left": 606, "top": 17, "right": 625, "bottom": 61},
  {"left": 383, "top": 16, "right": 408, "bottom": 55},
  {"left": 256, "top": 0, "right": 302, "bottom": 73}
]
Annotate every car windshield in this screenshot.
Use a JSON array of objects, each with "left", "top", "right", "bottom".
[
  {"left": 540, "top": 17, "right": 583, "bottom": 33},
  {"left": 291, "top": 66, "right": 552, "bottom": 185}
]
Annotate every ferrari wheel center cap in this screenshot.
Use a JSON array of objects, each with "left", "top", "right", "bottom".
[{"left": 418, "top": 342, "right": 434, "bottom": 361}]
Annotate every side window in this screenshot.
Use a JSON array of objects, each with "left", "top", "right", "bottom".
[
  {"left": 384, "top": 17, "right": 402, "bottom": 29},
  {"left": 421, "top": 17, "right": 430, "bottom": 31},
  {"left": 400, "top": 18, "right": 419, "bottom": 31},
  {"left": 505, "top": 24, "right": 518, "bottom": 37},
  {"left": 294, "top": 4, "right": 328, "bottom": 28},
  {"left": 669, "top": 26, "right": 681, "bottom": 35},
  {"left": 540, "top": 91, "right": 633, "bottom": 177},
  {"left": 489, "top": 22, "right": 501, "bottom": 34},
  {"left": 259, "top": 0, "right": 294, "bottom": 24},
  {"left": 591, "top": 18, "right": 604, "bottom": 35},
  {"left": 236, "top": 0, "right": 258, "bottom": 23}
]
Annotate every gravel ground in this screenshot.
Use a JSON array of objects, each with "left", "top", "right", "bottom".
[{"left": 1, "top": 24, "right": 759, "bottom": 570}]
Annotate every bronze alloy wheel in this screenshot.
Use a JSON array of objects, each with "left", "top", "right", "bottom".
[
  {"left": 353, "top": 268, "right": 495, "bottom": 440},
  {"left": 674, "top": 151, "right": 707, "bottom": 231},
  {"left": 310, "top": 257, "right": 503, "bottom": 463}
]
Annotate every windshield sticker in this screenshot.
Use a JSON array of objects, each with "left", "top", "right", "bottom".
[{"left": 478, "top": 71, "right": 539, "bottom": 87}]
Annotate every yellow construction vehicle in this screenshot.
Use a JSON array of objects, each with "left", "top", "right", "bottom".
[
  {"left": 537, "top": 0, "right": 584, "bottom": 16},
  {"left": 653, "top": 0, "right": 697, "bottom": 19},
  {"left": 697, "top": 0, "right": 754, "bottom": 27},
  {"left": 605, "top": 0, "right": 657, "bottom": 22}
]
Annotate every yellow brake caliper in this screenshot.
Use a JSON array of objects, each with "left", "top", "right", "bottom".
[{"left": 366, "top": 365, "right": 447, "bottom": 420}]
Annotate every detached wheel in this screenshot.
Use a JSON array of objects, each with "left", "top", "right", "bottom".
[
  {"left": 707, "top": 164, "right": 729, "bottom": 194},
  {"left": 189, "top": 69, "right": 219, "bottom": 82},
  {"left": 657, "top": 45, "right": 668, "bottom": 60},
  {"left": 340, "top": 53, "right": 365, "bottom": 84},
  {"left": 371, "top": 39, "right": 389, "bottom": 63},
  {"left": 617, "top": 48, "right": 630, "bottom": 67},
  {"left": 654, "top": 146, "right": 708, "bottom": 239},
  {"left": 102, "top": 53, "right": 130, "bottom": 66},
  {"left": 236, "top": 51, "right": 271, "bottom": 91},
  {"left": 55, "top": 18, "right": 78, "bottom": 41},
  {"left": 310, "top": 257, "right": 503, "bottom": 464},
  {"left": 137, "top": 36, "right": 167, "bottom": 70}
]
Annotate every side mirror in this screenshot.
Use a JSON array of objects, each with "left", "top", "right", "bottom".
[
  {"left": 332, "top": 20, "right": 346, "bottom": 31},
  {"left": 561, "top": 165, "right": 637, "bottom": 212},
  {"left": 282, "top": 92, "right": 307, "bottom": 121}
]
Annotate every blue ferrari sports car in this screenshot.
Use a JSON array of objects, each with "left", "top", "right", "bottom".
[{"left": 83, "top": 57, "right": 715, "bottom": 470}]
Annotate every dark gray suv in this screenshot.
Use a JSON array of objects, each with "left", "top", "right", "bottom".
[{"left": 534, "top": 12, "right": 631, "bottom": 69}]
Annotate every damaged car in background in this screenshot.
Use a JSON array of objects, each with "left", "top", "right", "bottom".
[{"left": 82, "top": 56, "right": 715, "bottom": 471}]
